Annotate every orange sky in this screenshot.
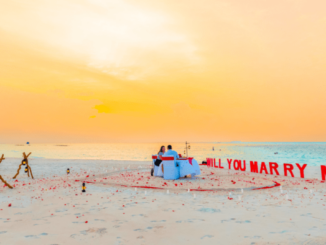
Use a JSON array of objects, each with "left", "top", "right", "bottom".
[{"left": 1, "top": 0, "right": 326, "bottom": 143}]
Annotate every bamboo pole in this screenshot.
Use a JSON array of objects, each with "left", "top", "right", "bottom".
[
  {"left": 13, "top": 164, "right": 22, "bottom": 179},
  {"left": 0, "top": 175, "right": 13, "bottom": 189},
  {"left": 28, "top": 165, "right": 34, "bottom": 179},
  {"left": 13, "top": 152, "right": 33, "bottom": 179}
]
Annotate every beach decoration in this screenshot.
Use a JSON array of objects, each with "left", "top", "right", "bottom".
[
  {"left": 13, "top": 152, "right": 34, "bottom": 179},
  {"left": 208, "top": 158, "right": 326, "bottom": 180},
  {"left": 0, "top": 154, "right": 5, "bottom": 163},
  {"left": 67, "top": 168, "right": 70, "bottom": 174},
  {"left": 184, "top": 141, "right": 191, "bottom": 158},
  {"left": 82, "top": 182, "right": 86, "bottom": 192},
  {"left": 0, "top": 154, "right": 13, "bottom": 189}
]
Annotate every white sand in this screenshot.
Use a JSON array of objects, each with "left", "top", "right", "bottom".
[{"left": 1, "top": 158, "right": 326, "bottom": 244}]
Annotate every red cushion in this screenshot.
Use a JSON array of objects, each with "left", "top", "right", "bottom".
[{"left": 161, "top": 156, "right": 174, "bottom": 161}]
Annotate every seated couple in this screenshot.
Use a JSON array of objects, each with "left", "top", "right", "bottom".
[
  {"left": 151, "top": 145, "right": 191, "bottom": 178},
  {"left": 157, "top": 145, "right": 180, "bottom": 160}
]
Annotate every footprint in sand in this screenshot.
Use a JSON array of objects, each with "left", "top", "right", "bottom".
[{"left": 201, "top": 235, "right": 214, "bottom": 239}]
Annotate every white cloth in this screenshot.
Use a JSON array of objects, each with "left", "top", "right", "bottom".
[
  {"left": 178, "top": 159, "right": 195, "bottom": 177},
  {"left": 152, "top": 155, "right": 163, "bottom": 177},
  {"left": 191, "top": 159, "right": 201, "bottom": 176},
  {"left": 155, "top": 163, "right": 163, "bottom": 177}
]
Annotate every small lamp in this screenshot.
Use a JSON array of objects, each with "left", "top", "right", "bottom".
[
  {"left": 67, "top": 168, "right": 70, "bottom": 174},
  {"left": 22, "top": 159, "right": 27, "bottom": 165},
  {"left": 25, "top": 166, "right": 28, "bottom": 173},
  {"left": 82, "top": 182, "right": 86, "bottom": 192}
]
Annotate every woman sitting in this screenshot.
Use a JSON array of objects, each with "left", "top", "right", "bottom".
[{"left": 151, "top": 146, "right": 165, "bottom": 176}]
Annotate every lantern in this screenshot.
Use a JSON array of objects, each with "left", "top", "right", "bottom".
[
  {"left": 67, "top": 168, "right": 70, "bottom": 174},
  {"left": 188, "top": 145, "right": 191, "bottom": 149},
  {"left": 22, "top": 159, "right": 27, "bottom": 165},
  {"left": 25, "top": 166, "right": 28, "bottom": 173},
  {"left": 82, "top": 182, "right": 86, "bottom": 192}
]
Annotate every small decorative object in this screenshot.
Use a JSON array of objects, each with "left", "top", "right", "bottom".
[
  {"left": 67, "top": 168, "right": 70, "bottom": 174},
  {"left": 82, "top": 182, "right": 86, "bottom": 192},
  {"left": 184, "top": 141, "right": 191, "bottom": 158},
  {"left": 13, "top": 152, "right": 34, "bottom": 179},
  {"left": 0, "top": 154, "right": 13, "bottom": 189}
]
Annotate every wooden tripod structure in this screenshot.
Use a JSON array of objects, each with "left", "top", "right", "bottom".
[
  {"left": 0, "top": 154, "right": 13, "bottom": 189},
  {"left": 13, "top": 152, "right": 34, "bottom": 179}
]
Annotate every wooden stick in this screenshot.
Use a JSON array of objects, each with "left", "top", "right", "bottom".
[
  {"left": 0, "top": 175, "right": 13, "bottom": 189},
  {"left": 0, "top": 154, "right": 5, "bottom": 164},
  {"left": 23, "top": 152, "right": 27, "bottom": 159},
  {"left": 26, "top": 152, "right": 32, "bottom": 158},
  {"left": 26, "top": 163, "right": 30, "bottom": 177},
  {"left": 28, "top": 165, "right": 34, "bottom": 179},
  {"left": 13, "top": 164, "right": 22, "bottom": 179}
]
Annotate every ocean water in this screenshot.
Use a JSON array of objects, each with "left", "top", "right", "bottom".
[{"left": 0, "top": 142, "right": 325, "bottom": 166}]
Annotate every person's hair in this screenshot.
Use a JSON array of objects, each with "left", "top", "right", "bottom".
[
  {"left": 167, "top": 145, "right": 172, "bottom": 150},
  {"left": 158, "top": 145, "right": 165, "bottom": 154}
]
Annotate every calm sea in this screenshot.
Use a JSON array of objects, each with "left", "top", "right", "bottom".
[{"left": 0, "top": 142, "right": 325, "bottom": 166}]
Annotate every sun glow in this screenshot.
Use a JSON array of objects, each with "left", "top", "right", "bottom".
[{"left": 1, "top": 0, "right": 326, "bottom": 143}]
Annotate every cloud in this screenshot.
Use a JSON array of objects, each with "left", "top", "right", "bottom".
[
  {"left": 0, "top": 0, "right": 201, "bottom": 81},
  {"left": 94, "top": 104, "right": 111, "bottom": 113}
]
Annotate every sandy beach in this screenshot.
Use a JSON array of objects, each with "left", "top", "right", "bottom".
[
  {"left": 2, "top": 0, "right": 326, "bottom": 243},
  {"left": 1, "top": 158, "right": 326, "bottom": 244}
]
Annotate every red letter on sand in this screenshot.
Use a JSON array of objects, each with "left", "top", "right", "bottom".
[
  {"left": 269, "top": 162, "right": 279, "bottom": 175},
  {"left": 284, "top": 164, "right": 294, "bottom": 177},
  {"left": 321, "top": 165, "right": 326, "bottom": 181},
  {"left": 240, "top": 160, "right": 246, "bottom": 171},
  {"left": 250, "top": 161, "right": 258, "bottom": 173},
  {"left": 227, "top": 159, "right": 232, "bottom": 169},
  {"left": 219, "top": 159, "right": 224, "bottom": 169},
  {"left": 214, "top": 159, "right": 218, "bottom": 168},
  {"left": 233, "top": 160, "right": 240, "bottom": 170},
  {"left": 296, "top": 163, "right": 307, "bottom": 178},
  {"left": 260, "top": 162, "right": 269, "bottom": 174}
]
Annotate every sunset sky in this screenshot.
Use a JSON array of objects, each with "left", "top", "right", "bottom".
[{"left": 1, "top": 0, "right": 326, "bottom": 143}]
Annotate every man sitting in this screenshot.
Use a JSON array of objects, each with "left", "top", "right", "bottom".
[
  {"left": 163, "top": 145, "right": 192, "bottom": 178},
  {"left": 164, "top": 145, "right": 180, "bottom": 160}
]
